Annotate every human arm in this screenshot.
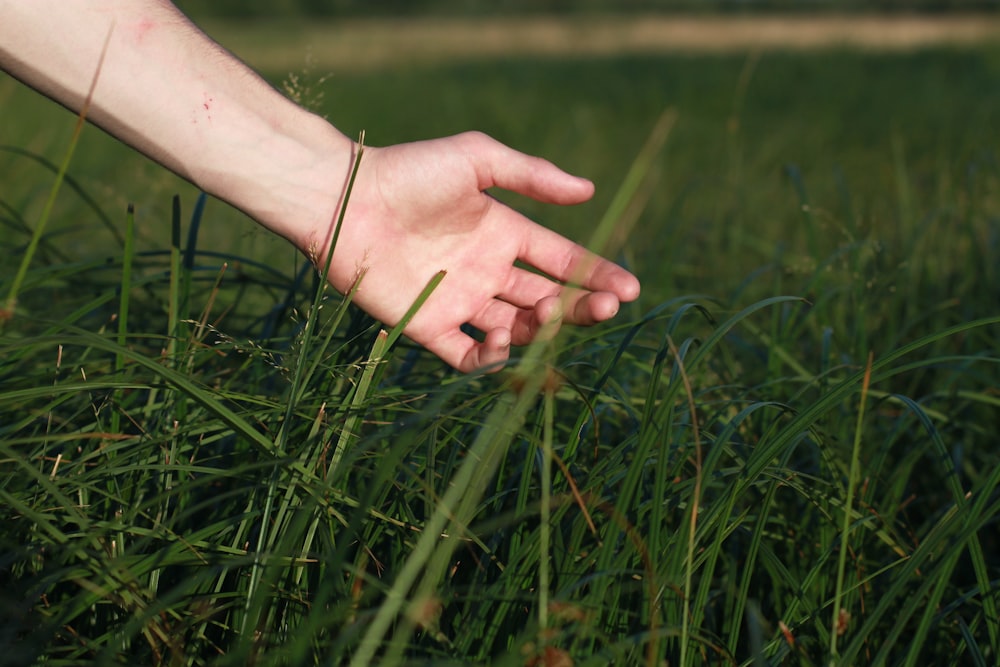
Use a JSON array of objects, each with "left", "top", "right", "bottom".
[{"left": 0, "top": 0, "right": 640, "bottom": 372}]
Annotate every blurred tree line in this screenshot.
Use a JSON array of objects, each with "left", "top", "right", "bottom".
[{"left": 175, "top": 0, "right": 998, "bottom": 19}]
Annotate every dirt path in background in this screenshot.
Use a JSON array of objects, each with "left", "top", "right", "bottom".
[{"left": 218, "top": 14, "right": 1000, "bottom": 72}]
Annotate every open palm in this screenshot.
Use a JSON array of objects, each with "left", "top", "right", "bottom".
[{"left": 312, "top": 132, "right": 640, "bottom": 372}]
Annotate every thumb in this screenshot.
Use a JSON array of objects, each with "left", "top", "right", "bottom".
[{"left": 462, "top": 131, "right": 595, "bottom": 205}]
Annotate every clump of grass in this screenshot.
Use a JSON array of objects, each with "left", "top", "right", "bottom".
[{"left": 2, "top": 64, "right": 1000, "bottom": 667}]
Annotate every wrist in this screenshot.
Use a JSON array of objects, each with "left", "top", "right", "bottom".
[{"left": 195, "top": 108, "right": 357, "bottom": 256}]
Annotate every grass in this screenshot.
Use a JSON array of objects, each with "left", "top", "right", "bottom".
[{"left": 2, "top": 33, "right": 1000, "bottom": 666}]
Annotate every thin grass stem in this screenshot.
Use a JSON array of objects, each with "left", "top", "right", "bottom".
[
  {"left": 3, "top": 27, "right": 113, "bottom": 321},
  {"left": 829, "top": 351, "right": 874, "bottom": 662}
]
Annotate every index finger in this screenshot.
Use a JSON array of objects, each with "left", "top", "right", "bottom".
[{"left": 517, "top": 220, "right": 641, "bottom": 303}]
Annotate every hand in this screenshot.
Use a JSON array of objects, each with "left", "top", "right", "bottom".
[
  {"left": 308, "top": 131, "right": 641, "bottom": 372},
  {"left": 0, "top": 4, "right": 637, "bottom": 373}
]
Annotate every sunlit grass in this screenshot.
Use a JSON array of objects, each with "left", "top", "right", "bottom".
[{"left": 2, "top": 40, "right": 1000, "bottom": 666}]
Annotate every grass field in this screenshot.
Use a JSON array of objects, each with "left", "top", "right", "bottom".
[{"left": 2, "top": 17, "right": 1000, "bottom": 666}]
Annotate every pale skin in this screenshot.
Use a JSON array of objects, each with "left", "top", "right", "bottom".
[{"left": 0, "top": 1, "right": 640, "bottom": 372}]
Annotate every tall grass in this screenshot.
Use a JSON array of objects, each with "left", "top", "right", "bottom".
[{"left": 2, "top": 46, "right": 1000, "bottom": 666}]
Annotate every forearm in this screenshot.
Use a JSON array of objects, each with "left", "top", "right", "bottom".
[
  {"left": 1, "top": 1, "right": 641, "bottom": 372},
  {"left": 0, "top": 0, "right": 353, "bottom": 245}
]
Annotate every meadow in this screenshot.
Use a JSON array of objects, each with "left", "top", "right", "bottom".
[{"left": 2, "top": 18, "right": 999, "bottom": 666}]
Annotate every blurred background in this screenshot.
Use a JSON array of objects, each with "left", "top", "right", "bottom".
[
  {"left": 175, "top": 0, "right": 1000, "bottom": 17},
  {"left": 3, "top": 2, "right": 999, "bottom": 311}
]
